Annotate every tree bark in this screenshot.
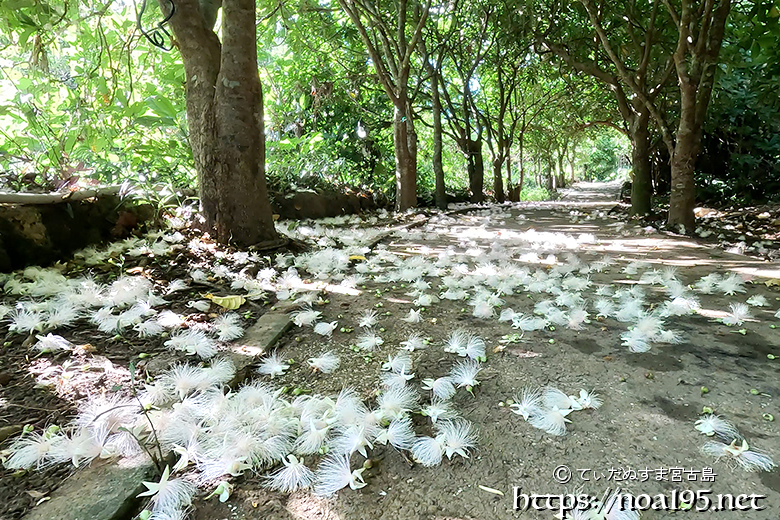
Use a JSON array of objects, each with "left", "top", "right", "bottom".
[
  {"left": 668, "top": 87, "right": 699, "bottom": 230},
  {"left": 163, "top": 0, "right": 278, "bottom": 246},
  {"left": 393, "top": 102, "right": 418, "bottom": 211},
  {"left": 430, "top": 65, "right": 447, "bottom": 209},
  {"left": 664, "top": 0, "right": 731, "bottom": 231},
  {"left": 493, "top": 158, "right": 505, "bottom": 202},
  {"left": 629, "top": 111, "right": 652, "bottom": 215},
  {"left": 468, "top": 138, "right": 485, "bottom": 203}
]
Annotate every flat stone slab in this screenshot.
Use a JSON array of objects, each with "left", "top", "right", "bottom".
[
  {"left": 228, "top": 312, "right": 292, "bottom": 386},
  {"left": 25, "top": 457, "right": 154, "bottom": 520}
]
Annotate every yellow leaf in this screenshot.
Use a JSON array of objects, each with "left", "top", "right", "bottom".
[
  {"left": 202, "top": 294, "right": 246, "bottom": 310},
  {"left": 349, "top": 255, "right": 367, "bottom": 261}
]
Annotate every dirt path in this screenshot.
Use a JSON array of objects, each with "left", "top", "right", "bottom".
[
  {"left": 192, "top": 183, "right": 779, "bottom": 520},
  {"left": 3, "top": 182, "right": 778, "bottom": 520}
]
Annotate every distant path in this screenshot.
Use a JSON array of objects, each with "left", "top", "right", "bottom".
[{"left": 556, "top": 180, "right": 622, "bottom": 207}]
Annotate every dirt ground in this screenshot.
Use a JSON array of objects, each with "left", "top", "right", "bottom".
[
  {"left": 193, "top": 183, "right": 779, "bottom": 520},
  {"left": 2, "top": 182, "right": 779, "bottom": 520}
]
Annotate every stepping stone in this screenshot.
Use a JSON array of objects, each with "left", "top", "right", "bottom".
[
  {"left": 25, "top": 457, "right": 155, "bottom": 520},
  {"left": 228, "top": 312, "right": 292, "bottom": 386}
]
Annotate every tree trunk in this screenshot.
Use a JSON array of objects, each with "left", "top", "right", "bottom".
[
  {"left": 556, "top": 153, "right": 566, "bottom": 189},
  {"left": 629, "top": 111, "right": 652, "bottom": 216},
  {"left": 493, "top": 157, "right": 505, "bottom": 203},
  {"left": 668, "top": 89, "right": 699, "bottom": 231},
  {"left": 431, "top": 69, "right": 446, "bottom": 209},
  {"left": 468, "top": 138, "right": 485, "bottom": 202},
  {"left": 164, "top": 0, "right": 278, "bottom": 247},
  {"left": 517, "top": 134, "right": 525, "bottom": 196},
  {"left": 393, "top": 102, "right": 417, "bottom": 211}
]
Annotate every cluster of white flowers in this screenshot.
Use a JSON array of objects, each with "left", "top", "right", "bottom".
[
  {"left": 508, "top": 386, "right": 601, "bottom": 436},
  {"left": 695, "top": 414, "right": 775, "bottom": 472}
]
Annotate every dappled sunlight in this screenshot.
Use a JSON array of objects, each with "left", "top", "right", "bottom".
[
  {"left": 25, "top": 354, "right": 132, "bottom": 403},
  {"left": 732, "top": 266, "right": 780, "bottom": 281},
  {"left": 286, "top": 492, "right": 343, "bottom": 520}
]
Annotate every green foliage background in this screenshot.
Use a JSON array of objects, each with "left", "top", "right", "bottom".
[{"left": 0, "top": 0, "right": 777, "bottom": 205}]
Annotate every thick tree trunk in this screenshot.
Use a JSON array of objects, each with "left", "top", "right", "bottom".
[
  {"left": 668, "top": 89, "right": 699, "bottom": 231},
  {"left": 629, "top": 111, "right": 653, "bottom": 216},
  {"left": 493, "top": 158, "right": 505, "bottom": 203},
  {"left": 468, "top": 139, "right": 485, "bottom": 202},
  {"left": 164, "top": 0, "right": 278, "bottom": 246},
  {"left": 211, "top": 0, "right": 277, "bottom": 245},
  {"left": 431, "top": 70, "right": 446, "bottom": 210},
  {"left": 393, "top": 102, "right": 417, "bottom": 211}
]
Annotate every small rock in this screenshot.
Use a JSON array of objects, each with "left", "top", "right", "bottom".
[
  {"left": 0, "top": 372, "right": 12, "bottom": 386},
  {"left": 25, "top": 457, "right": 154, "bottom": 520}
]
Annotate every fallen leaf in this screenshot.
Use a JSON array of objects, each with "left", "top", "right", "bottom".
[
  {"left": 506, "top": 348, "right": 542, "bottom": 358},
  {"left": 202, "top": 294, "right": 246, "bottom": 310},
  {"left": 478, "top": 485, "right": 505, "bottom": 496}
]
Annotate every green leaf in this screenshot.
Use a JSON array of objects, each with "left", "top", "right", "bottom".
[{"left": 146, "top": 96, "right": 179, "bottom": 119}]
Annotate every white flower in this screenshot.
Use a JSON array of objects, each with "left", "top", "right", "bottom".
[
  {"left": 313, "top": 320, "right": 338, "bottom": 337},
  {"left": 9, "top": 308, "right": 46, "bottom": 334},
  {"left": 463, "top": 335, "right": 486, "bottom": 360},
  {"left": 695, "top": 414, "right": 739, "bottom": 439},
  {"left": 411, "top": 436, "right": 444, "bottom": 467},
  {"left": 400, "top": 333, "right": 426, "bottom": 351},
  {"left": 509, "top": 387, "right": 542, "bottom": 420},
  {"left": 528, "top": 406, "right": 573, "bottom": 436},
  {"left": 165, "top": 329, "right": 217, "bottom": 359},
  {"left": 443, "top": 330, "right": 468, "bottom": 355},
  {"left": 374, "top": 417, "right": 416, "bottom": 450},
  {"left": 449, "top": 360, "right": 482, "bottom": 392},
  {"left": 543, "top": 387, "right": 582, "bottom": 411},
  {"left": 137, "top": 466, "right": 196, "bottom": 515},
  {"left": 4, "top": 431, "right": 56, "bottom": 470},
  {"left": 257, "top": 352, "right": 290, "bottom": 378},
  {"left": 574, "top": 389, "right": 602, "bottom": 410},
  {"left": 437, "top": 419, "right": 477, "bottom": 460},
  {"left": 357, "top": 309, "right": 379, "bottom": 328},
  {"left": 717, "top": 273, "right": 746, "bottom": 295},
  {"left": 33, "top": 333, "right": 73, "bottom": 354},
  {"left": 307, "top": 351, "right": 340, "bottom": 373},
  {"left": 290, "top": 307, "right": 321, "bottom": 327},
  {"left": 421, "top": 399, "right": 458, "bottom": 423},
  {"left": 377, "top": 384, "right": 420, "bottom": 421},
  {"left": 382, "top": 353, "right": 413, "bottom": 374},
  {"left": 166, "top": 279, "right": 189, "bottom": 294},
  {"left": 401, "top": 309, "right": 422, "bottom": 323},
  {"left": 421, "top": 377, "right": 456, "bottom": 400},
  {"left": 314, "top": 455, "right": 367, "bottom": 496},
  {"left": 265, "top": 454, "right": 315, "bottom": 492},
  {"left": 187, "top": 300, "right": 211, "bottom": 312},
  {"left": 332, "top": 425, "right": 374, "bottom": 458},
  {"left": 721, "top": 303, "right": 751, "bottom": 326},
  {"left": 621, "top": 328, "right": 651, "bottom": 353},
  {"left": 212, "top": 313, "right": 244, "bottom": 341},
  {"left": 701, "top": 439, "right": 776, "bottom": 472},
  {"left": 356, "top": 331, "right": 383, "bottom": 350}
]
